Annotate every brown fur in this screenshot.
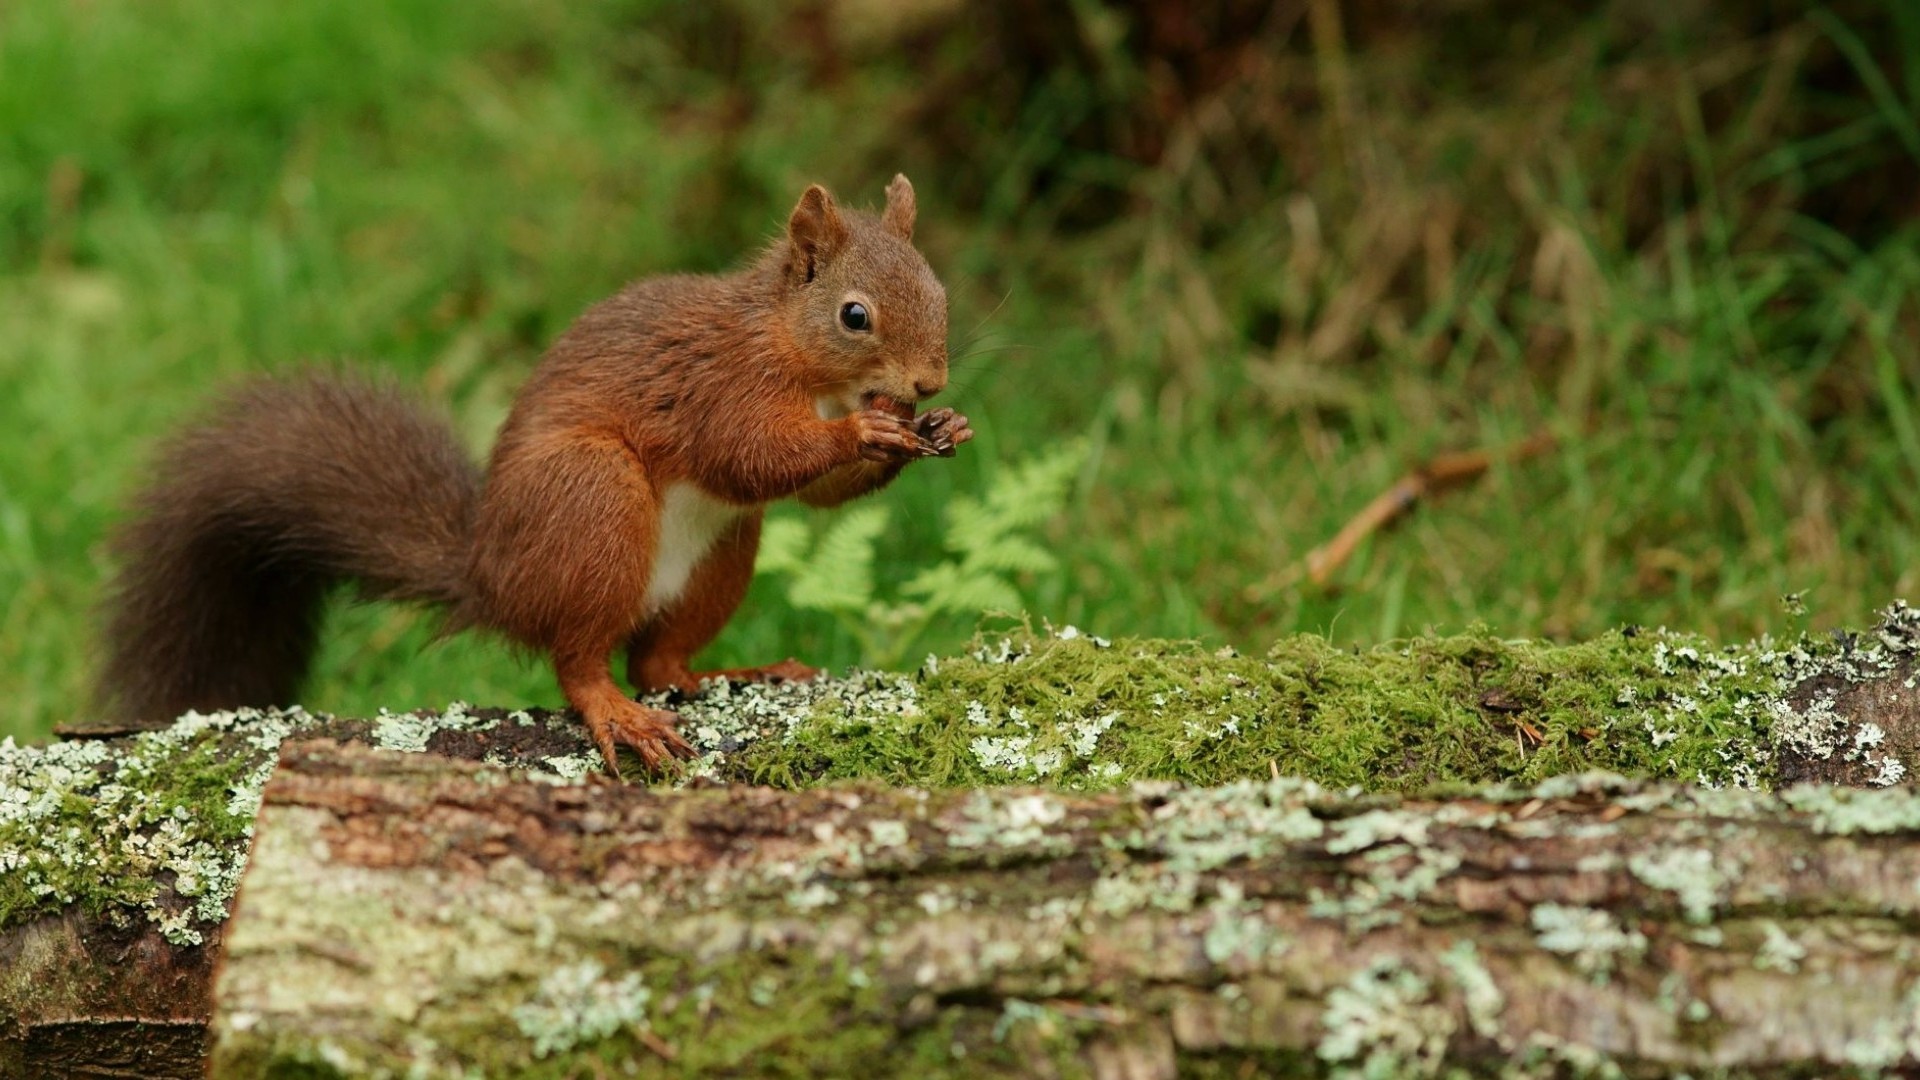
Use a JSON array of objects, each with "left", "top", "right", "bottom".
[{"left": 100, "top": 176, "right": 973, "bottom": 772}]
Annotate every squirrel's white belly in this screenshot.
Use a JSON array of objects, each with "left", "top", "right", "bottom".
[{"left": 645, "top": 483, "right": 747, "bottom": 613}]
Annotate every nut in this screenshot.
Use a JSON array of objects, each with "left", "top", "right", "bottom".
[{"left": 868, "top": 394, "right": 915, "bottom": 421}]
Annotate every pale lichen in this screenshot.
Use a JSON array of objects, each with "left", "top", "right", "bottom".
[
  {"left": 1316, "top": 960, "right": 1451, "bottom": 1078},
  {"left": 992, "top": 998, "right": 1060, "bottom": 1043},
  {"left": 0, "top": 706, "right": 315, "bottom": 941},
  {"left": 535, "top": 753, "right": 599, "bottom": 783},
  {"left": 1783, "top": 784, "right": 1920, "bottom": 835},
  {"left": 1517, "top": 1031, "right": 1628, "bottom": 1079},
  {"left": 372, "top": 700, "right": 497, "bottom": 752},
  {"left": 1149, "top": 779, "right": 1326, "bottom": 874},
  {"left": 1438, "top": 940, "right": 1505, "bottom": 1043},
  {"left": 1326, "top": 809, "right": 1432, "bottom": 855},
  {"left": 1201, "top": 881, "right": 1290, "bottom": 969},
  {"left": 510, "top": 959, "right": 651, "bottom": 1059},
  {"left": 946, "top": 790, "right": 1069, "bottom": 851},
  {"left": 1625, "top": 846, "right": 1727, "bottom": 923},
  {"left": 1754, "top": 920, "right": 1807, "bottom": 973},
  {"left": 1530, "top": 903, "right": 1648, "bottom": 978}
]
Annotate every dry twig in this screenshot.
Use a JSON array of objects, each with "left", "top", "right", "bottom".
[{"left": 1290, "top": 429, "right": 1557, "bottom": 588}]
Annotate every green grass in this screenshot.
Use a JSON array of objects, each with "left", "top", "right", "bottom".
[{"left": 3, "top": 0, "right": 1919, "bottom": 742}]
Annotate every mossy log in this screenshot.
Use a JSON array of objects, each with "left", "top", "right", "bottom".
[
  {"left": 211, "top": 738, "right": 1920, "bottom": 1078},
  {"left": 12, "top": 606, "right": 1920, "bottom": 1078},
  {"left": 0, "top": 707, "right": 605, "bottom": 1080}
]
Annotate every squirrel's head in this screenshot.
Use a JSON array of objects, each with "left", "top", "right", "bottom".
[{"left": 778, "top": 175, "right": 948, "bottom": 414}]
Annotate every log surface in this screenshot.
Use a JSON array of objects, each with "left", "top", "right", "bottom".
[
  {"left": 0, "top": 707, "right": 602, "bottom": 1080},
  {"left": 16, "top": 607, "right": 1920, "bottom": 1078},
  {"left": 210, "top": 738, "right": 1920, "bottom": 1078},
  {"left": 0, "top": 912, "right": 215, "bottom": 1080}
]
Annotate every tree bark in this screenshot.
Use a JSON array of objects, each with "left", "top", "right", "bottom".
[
  {"left": 210, "top": 738, "right": 1920, "bottom": 1079},
  {"left": 14, "top": 605, "right": 1920, "bottom": 1078},
  {"left": 0, "top": 914, "right": 216, "bottom": 1080},
  {"left": 0, "top": 708, "right": 602, "bottom": 1080}
]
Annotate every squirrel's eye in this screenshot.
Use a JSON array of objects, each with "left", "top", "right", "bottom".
[{"left": 839, "top": 301, "right": 871, "bottom": 332}]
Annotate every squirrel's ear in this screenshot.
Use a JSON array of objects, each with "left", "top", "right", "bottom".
[
  {"left": 786, "top": 184, "right": 848, "bottom": 284},
  {"left": 881, "top": 173, "right": 916, "bottom": 241}
]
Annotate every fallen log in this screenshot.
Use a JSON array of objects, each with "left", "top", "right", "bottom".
[
  {"left": 0, "top": 913, "right": 215, "bottom": 1079},
  {"left": 209, "top": 738, "right": 1920, "bottom": 1078},
  {"left": 0, "top": 706, "right": 603, "bottom": 1080},
  {"left": 10, "top": 605, "right": 1920, "bottom": 1077}
]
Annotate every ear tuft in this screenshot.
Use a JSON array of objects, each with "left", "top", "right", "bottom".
[
  {"left": 881, "top": 174, "right": 916, "bottom": 241},
  {"left": 787, "top": 184, "right": 848, "bottom": 283}
]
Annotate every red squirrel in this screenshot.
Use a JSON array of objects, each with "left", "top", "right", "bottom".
[{"left": 101, "top": 175, "right": 972, "bottom": 773}]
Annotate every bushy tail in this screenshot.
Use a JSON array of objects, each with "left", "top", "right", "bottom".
[{"left": 99, "top": 372, "right": 482, "bottom": 725}]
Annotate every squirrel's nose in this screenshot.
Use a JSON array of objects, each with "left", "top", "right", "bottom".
[{"left": 913, "top": 376, "right": 944, "bottom": 400}]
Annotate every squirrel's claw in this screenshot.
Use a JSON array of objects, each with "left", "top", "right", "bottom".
[
  {"left": 853, "top": 409, "right": 923, "bottom": 462},
  {"left": 915, "top": 409, "right": 973, "bottom": 457},
  {"left": 584, "top": 702, "right": 696, "bottom": 777}
]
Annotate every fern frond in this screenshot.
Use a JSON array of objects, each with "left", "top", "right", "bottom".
[
  {"left": 752, "top": 438, "right": 1086, "bottom": 666},
  {"left": 786, "top": 505, "right": 889, "bottom": 613},
  {"left": 957, "top": 536, "right": 1057, "bottom": 576},
  {"left": 754, "top": 516, "right": 812, "bottom": 576},
  {"left": 943, "top": 440, "right": 1088, "bottom": 557},
  {"left": 901, "top": 563, "right": 1024, "bottom": 615},
  {"left": 980, "top": 441, "right": 1085, "bottom": 524}
]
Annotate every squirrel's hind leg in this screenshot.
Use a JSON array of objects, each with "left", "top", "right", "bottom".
[
  {"left": 557, "top": 648, "right": 694, "bottom": 774},
  {"left": 478, "top": 432, "right": 692, "bottom": 774},
  {"left": 626, "top": 511, "right": 820, "bottom": 695}
]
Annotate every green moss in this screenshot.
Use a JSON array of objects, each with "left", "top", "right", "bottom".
[
  {"left": 0, "top": 701, "right": 568, "bottom": 936},
  {"left": 518, "top": 952, "right": 1041, "bottom": 1080},
  {"left": 0, "top": 707, "right": 291, "bottom": 939},
  {"left": 722, "top": 620, "right": 1810, "bottom": 794},
  {"left": 718, "top": 602, "right": 1920, "bottom": 795},
  {"left": 14, "top": 604, "right": 1920, "bottom": 943}
]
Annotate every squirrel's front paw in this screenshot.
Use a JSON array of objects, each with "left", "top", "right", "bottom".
[
  {"left": 914, "top": 408, "right": 974, "bottom": 457},
  {"left": 852, "top": 410, "right": 925, "bottom": 462}
]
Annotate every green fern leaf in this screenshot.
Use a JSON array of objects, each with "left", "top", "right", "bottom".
[
  {"left": 943, "top": 440, "right": 1087, "bottom": 557},
  {"left": 786, "top": 505, "right": 888, "bottom": 613},
  {"left": 754, "top": 516, "right": 812, "bottom": 576},
  {"left": 981, "top": 443, "right": 1083, "bottom": 523},
  {"left": 752, "top": 438, "right": 1086, "bottom": 665},
  {"left": 958, "top": 536, "right": 1058, "bottom": 576},
  {"left": 901, "top": 563, "right": 1024, "bottom": 615}
]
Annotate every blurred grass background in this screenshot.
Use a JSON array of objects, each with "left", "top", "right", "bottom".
[{"left": 2, "top": 0, "right": 1917, "bottom": 741}]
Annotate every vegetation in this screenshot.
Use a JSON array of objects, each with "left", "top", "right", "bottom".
[
  {"left": 2, "top": 0, "right": 1917, "bottom": 741},
  {"left": 756, "top": 440, "right": 1089, "bottom": 669}
]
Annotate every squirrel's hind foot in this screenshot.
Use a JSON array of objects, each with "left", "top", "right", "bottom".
[
  {"left": 636, "top": 657, "right": 822, "bottom": 697},
  {"left": 581, "top": 700, "right": 695, "bottom": 776},
  {"left": 726, "top": 657, "right": 821, "bottom": 687}
]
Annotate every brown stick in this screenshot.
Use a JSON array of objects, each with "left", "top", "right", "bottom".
[{"left": 1302, "top": 429, "right": 1557, "bottom": 586}]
